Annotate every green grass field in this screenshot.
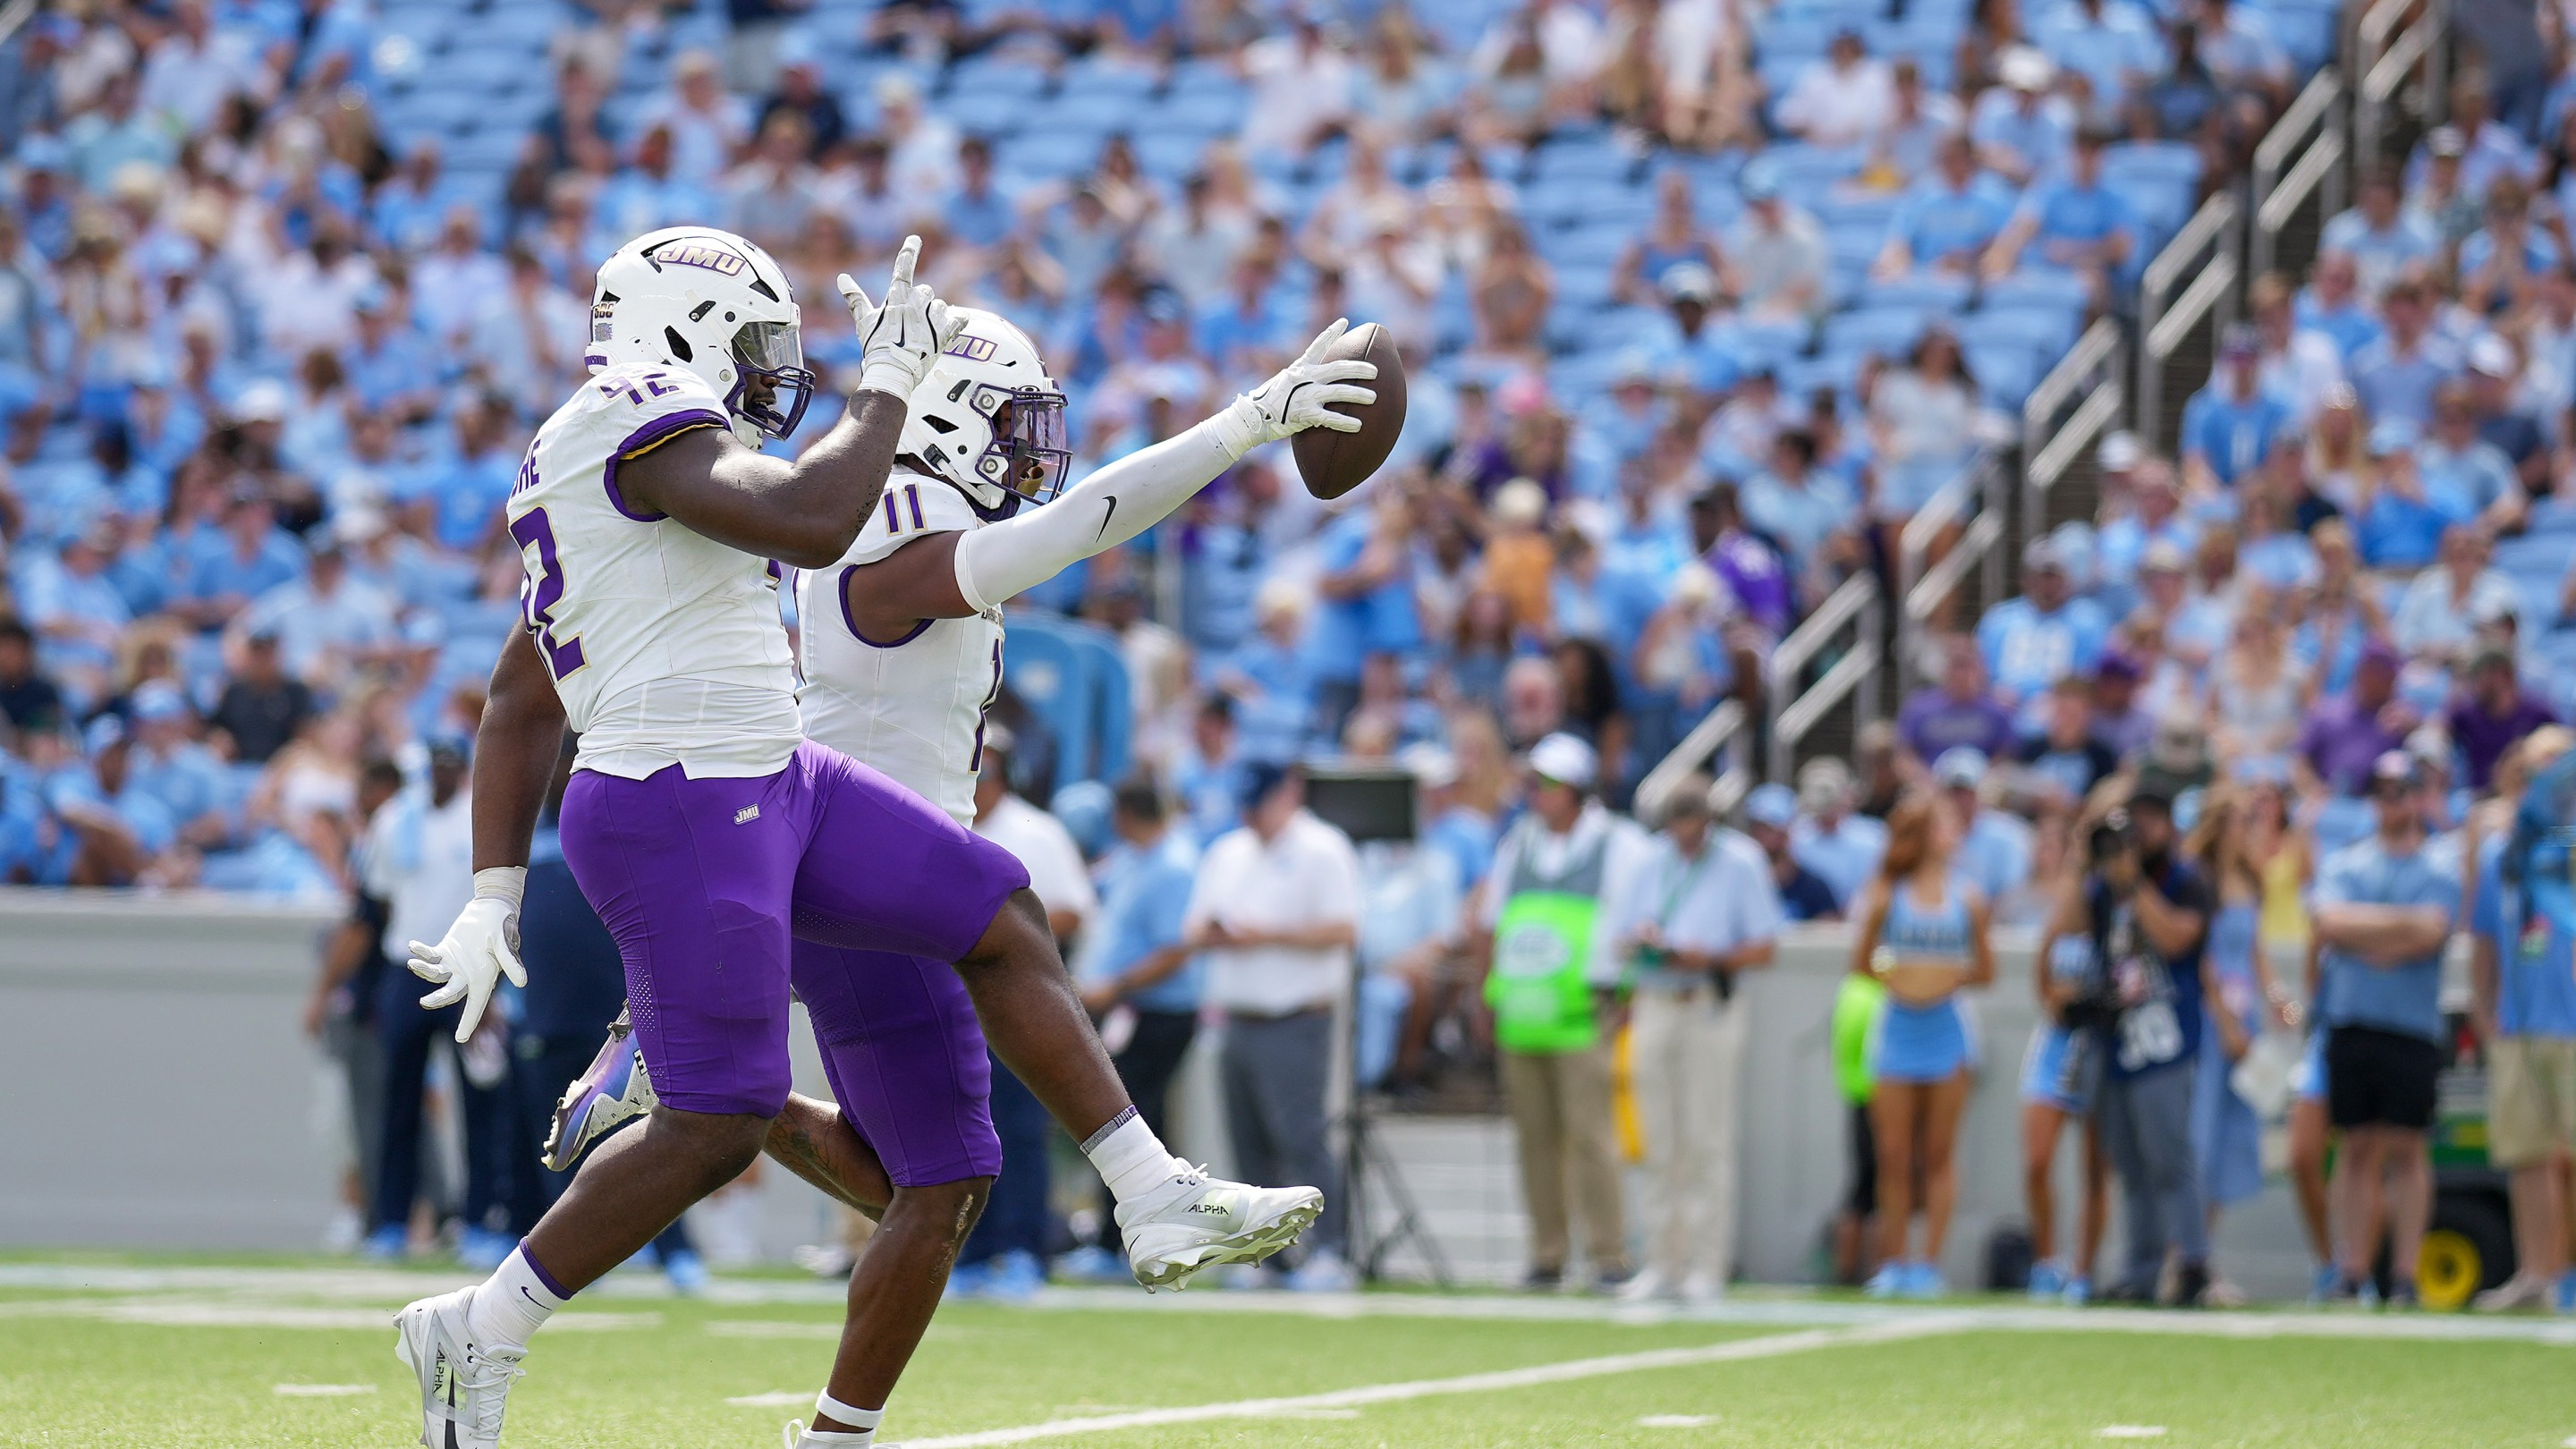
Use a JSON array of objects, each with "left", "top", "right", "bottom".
[{"left": 4, "top": 1256, "right": 2573, "bottom": 1447}]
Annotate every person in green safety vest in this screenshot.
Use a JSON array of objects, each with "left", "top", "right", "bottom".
[
  {"left": 1468, "top": 732, "right": 1657, "bottom": 1292},
  {"left": 1830, "top": 970, "right": 1885, "bottom": 1286}
]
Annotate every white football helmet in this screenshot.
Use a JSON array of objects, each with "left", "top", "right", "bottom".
[
  {"left": 589, "top": 226, "right": 816, "bottom": 445},
  {"left": 898, "top": 307, "right": 1071, "bottom": 516}
]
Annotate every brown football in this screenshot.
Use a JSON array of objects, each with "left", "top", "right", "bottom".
[{"left": 1290, "top": 321, "right": 1408, "bottom": 500}]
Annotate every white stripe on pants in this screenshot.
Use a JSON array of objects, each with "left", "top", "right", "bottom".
[{"left": 1629, "top": 986, "right": 1748, "bottom": 1285}]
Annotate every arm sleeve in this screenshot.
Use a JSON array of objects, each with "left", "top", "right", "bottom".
[{"left": 950, "top": 419, "right": 1239, "bottom": 613}]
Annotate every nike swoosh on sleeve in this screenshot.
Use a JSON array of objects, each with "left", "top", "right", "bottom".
[{"left": 1096, "top": 496, "right": 1118, "bottom": 540}]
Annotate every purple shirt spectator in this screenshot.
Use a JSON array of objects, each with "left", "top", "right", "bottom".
[
  {"left": 2443, "top": 648, "right": 2557, "bottom": 791},
  {"left": 2297, "top": 643, "right": 2411, "bottom": 794},
  {"left": 1898, "top": 635, "right": 2015, "bottom": 763}
]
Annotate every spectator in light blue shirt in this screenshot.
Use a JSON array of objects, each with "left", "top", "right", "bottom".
[
  {"left": 2180, "top": 325, "right": 2291, "bottom": 488},
  {"left": 178, "top": 490, "right": 307, "bottom": 633},
  {"left": 2467, "top": 748, "right": 2576, "bottom": 1309},
  {"left": 2034, "top": 0, "right": 2166, "bottom": 118},
  {"left": 2294, "top": 250, "right": 2385, "bottom": 360},
  {"left": 2319, "top": 165, "right": 2439, "bottom": 301},
  {"left": 1977, "top": 536, "right": 2111, "bottom": 708},
  {"left": 1875, "top": 134, "right": 2021, "bottom": 280},
  {"left": 1985, "top": 125, "right": 2135, "bottom": 290},
  {"left": 1969, "top": 48, "right": 2075, "bottom": 184},
  {"left": 2348, "top": 279, "right": 2461, "bottom": 430},
  {"left": 2309, "top": 749, "right": 2461, "bottom": 1305},
  {"left": 2355, "top": 418, "right": 2468, "bottom": 571},
  {"left": 945, "top": 137, "right": 1020, "bottom": 250},
  {"left": 47, "top": 714, "right": 179, "bottom": 885},
  {"left": 1934, "top": 748, "right": 2034, "bottom": 901},
  {"left": 1789, "top": 758, "right": 1888, "bottom": 910},
  {"left": 2414, "top": 379, "right": 2524, "bottom": 532},
  {"left": 1741, "top": 428, "right": 1859, "bottom": 583},
  {"left": 125, "top": 681, "right": 233, "bottom": 849},
  {"left": 1077, "top": 778, "right": 1206, "bottom": 1023},
  {"left": 2402, "top": 78, "right": 2539, "bottom": 207}
]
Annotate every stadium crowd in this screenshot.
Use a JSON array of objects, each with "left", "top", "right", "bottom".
[{"left": 3, "top": 0, "right": 2576, "bottom": 1310}]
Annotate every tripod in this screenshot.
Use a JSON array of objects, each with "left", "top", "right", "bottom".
[{"left": 1341, "top": 960, "right": 1453, "bottom": 1287}]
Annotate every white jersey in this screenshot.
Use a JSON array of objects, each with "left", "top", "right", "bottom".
[
  {"left": 796, "top": 470, "right": 1005, "bottom": 825},
  {"left": 506, "top": 365, "right": 802, "bottom": 780}
]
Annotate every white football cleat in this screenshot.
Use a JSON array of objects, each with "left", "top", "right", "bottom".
[
  {"left": 1115, "top": 1166, "right": 1324, "bottom": 1291},
  {"left": 394, "top": 1286, "right": 526, "bottom": 1449}
]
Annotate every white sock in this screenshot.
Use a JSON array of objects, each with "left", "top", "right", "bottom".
[
  {"left": 1082, "top": 1107, "right": 1186, "bottom": 1203},
  {"left": 467, "top": 1246, "right": 567, "bottom": 1348},
  {"left": 802, "top": 1392, "right": 884, "bottom": 1445}
]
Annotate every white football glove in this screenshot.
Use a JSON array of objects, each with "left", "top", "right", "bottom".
[
  {"left": 839, "top": 233, "right": 966, "bottom": 399},
  {"left": 409, "top": 867, "right": 528, "bottom": 1044},
  {"left": 1209, "top": 318, "right": 1380, "bottom": 462}
]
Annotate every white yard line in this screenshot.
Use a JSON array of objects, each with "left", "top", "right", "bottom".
[
  {"left": 901, "top": 1317, "right": 1970, "bottom": 1449},
  {"left": 5, "top": 1263, "right": 2576, "bottom": 1345}
]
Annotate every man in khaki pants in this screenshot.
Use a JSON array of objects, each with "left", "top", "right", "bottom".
[
  {"left": 1608, "top": 777, "right": 1783, "bottom": 1303},
  {"left": 1472, "top": 734, "right": 1654, "bottom": 1292},
  {"left": 2470, "top": 726, "right": 2576, "bottom": 1312}
]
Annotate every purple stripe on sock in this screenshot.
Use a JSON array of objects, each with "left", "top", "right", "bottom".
[
  {"left": 1079, "top": 1104, "right": 1139, "bottom": 1155},
  {"left": 519, "top": 1242, "right": 574, "bottom": 1301}
]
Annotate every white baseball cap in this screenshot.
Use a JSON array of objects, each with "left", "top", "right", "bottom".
[{"left": 1528, "top": 733, "right": 1598, "bottom": 790}]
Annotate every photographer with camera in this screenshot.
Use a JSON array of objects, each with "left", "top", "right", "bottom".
[{"left": 2056, "top": 783, "right": 2216, "bottom": 1306}]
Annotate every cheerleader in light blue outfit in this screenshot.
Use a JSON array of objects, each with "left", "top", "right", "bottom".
[
  {"left": 2021, "top": 927, "right": 2109, "bottom": 1304},
  {"left": 1853, "top": 792, "right": 1995, "bottom": 1301},
  {"left": 2193, "top": 789, "right": 2295, "bottom": 1303}
]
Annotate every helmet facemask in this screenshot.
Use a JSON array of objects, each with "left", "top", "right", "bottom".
[
  {"left": 969, "top": 386, "right": 1072, "bottom": 504},
  {"left": 728, "top": 318, "right": 817, "bottom": 440}
]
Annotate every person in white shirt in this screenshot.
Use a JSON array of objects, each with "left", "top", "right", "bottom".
[
  {"left": 362, "top": 734, "right": 508, "bottom": 1260},
  {"left": 1776, "top": 30, "right": 1894, "bottom": 148},
  {"left": 1470, "top": 733, "right": 1657, "bottom": 1291},
  {"left": 632, "top": 49, "right": 750, "bottom": 190},
  {"left": 955, "top": 730, "right": 1098, "bottom": 1296},
  {"left": 2249, "top": 271, "right": 2347, "bottom": 423},
  {"left": 1184, "top": 763, "right": 1366, "bottom": 1288},
  {"left": 1606, "top": 777, "right": 1782, "bottom": 1303}
]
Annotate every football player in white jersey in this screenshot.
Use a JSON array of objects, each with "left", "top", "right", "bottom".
[{"left": 388, "top": 228, "right": 1331, "bottom": 1449}]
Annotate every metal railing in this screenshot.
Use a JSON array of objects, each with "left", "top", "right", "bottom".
[
  {"left": 1892, "top": 447, "right": 2004, "bottom": 697},
  {"left": 1765, "top": 573, "right": 1884, "bottom": 784},
  {"left": 2355, "top": 0, "right": 2445, "bottom": 171},
  {"left": 1632, "top": 699, "right": 1752, "bottom": 823},
  {"left": 2250, "top": 72, "right": 2346, "bottom": 280},
  {"left": 0, "top": 0, "right": 38, "bottom": 47},
  {"left": 2020, "top": 318, "right": 2124, "bottom": 541},
  {"left": 2135, "top": 192, "right": 2241, "bottom": 453}
]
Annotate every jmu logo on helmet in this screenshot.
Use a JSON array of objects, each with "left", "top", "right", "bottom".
[
  {"left": 657, "top": 242, "right": 748, "bottom": 276},
  {"left": 945, "top": 335, "right": 998, "bottom": 362}
]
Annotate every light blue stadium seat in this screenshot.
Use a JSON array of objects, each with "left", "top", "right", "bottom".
[
  {"left": 1158, "top": 88, "right": 1248, "bottom": 135},
  {"left": 1131, "top": 127, "right": 1207, "bottom": 180},
  {"left": 2526, "top": 497, "right": 2576, "bottom": 536},
  {"left": 1825, "top": 222, "right": 1884, "bottom": 270},
  {"left": 1959, "top": 305, "right": 2078, "bottom": 357},
  {"left": 1038, "top": 90, "right": 1140, "bottom": 136},
  {"left": 1530, "top": 141, "right": 1637, "bottom": 187},
  {"left": 2496, "top": 533, "right": 2567, "bottom": 579},
  {"left": 1965, "top": 343, "right": 2039, "bottom": 410},
  {"left": 1785, "top": 352, "right": 1863, "bottom": 399},
  {"left": 944, "top": 55, "right": 1055, "bottom": 102},
  {"left": 1981, "top": 270, "right": 2090, "bottom": 314},
  {"left": 1823, "top": 307, "right": 1928, "bottom": 360},
  {"left": 1815, "top": 192, "right": 1899, "bottom": 233},
  {"left": 1864, "top": 274, "right": 1973, "bottom": 314},
  {"left": 2101, "top": 140, "right": 2201, "bottom": 191},
  {"left": 1002, "top": 129, "right": 1099, "bottom": 180},
  {"left": 1056, "top": 56, "right": 1161, "bottom": 101}
]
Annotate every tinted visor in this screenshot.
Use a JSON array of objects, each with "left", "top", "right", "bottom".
[
  {"left": 728, "top": 319, "right": 816, "bottom": 439},
  {"left": 979, "top": 387, "right": 1072, "bottom": 503}
]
